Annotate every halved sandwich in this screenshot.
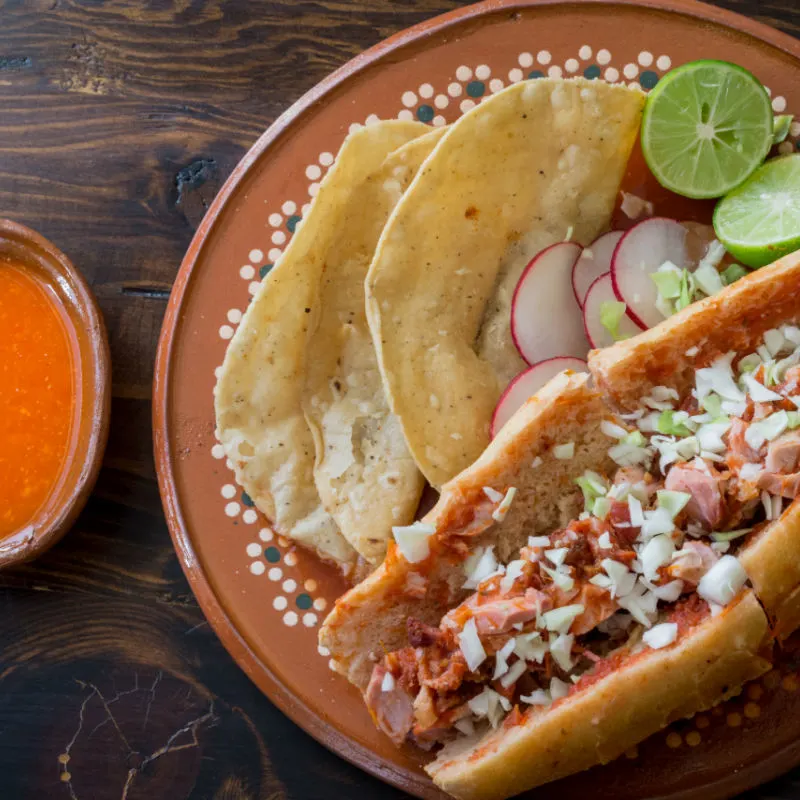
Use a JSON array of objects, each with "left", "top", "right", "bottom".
[{"left": 320, "top": 251, "right": 800, "bottom": 800}]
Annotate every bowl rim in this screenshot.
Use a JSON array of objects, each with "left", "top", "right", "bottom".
[{"left": 0, "top": 218, "right": 111, "bottom": 568}]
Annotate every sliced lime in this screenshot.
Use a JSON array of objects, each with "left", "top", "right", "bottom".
[
  {"left": 714, "top": 154, "right": 800, "bottom": 268},
  {"left": 641, "top": 60, "right": 773, "bottom": 199}
]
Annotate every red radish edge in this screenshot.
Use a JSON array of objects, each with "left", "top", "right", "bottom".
[
  {"left": 510, "top": 241, "right": 586, "bottom": 366},
  {"left": 610, "top": 217, "right": 689, "bottom": 330},
  {"left": 571, "top": 230, "right": 624, "bottom": 309},
  {"left": 582, "top": 272, "right": 645, "bottom": 350},
  {"left": 491, "top": 356, "right": 588, "bottom": 438}
]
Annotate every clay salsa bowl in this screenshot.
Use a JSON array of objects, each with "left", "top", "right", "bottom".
[{"left": 0, "top": 219, "right": 110, "bottom": 568}]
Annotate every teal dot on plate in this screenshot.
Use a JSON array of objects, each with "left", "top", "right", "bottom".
[
  {"left": 640, "top": 71, "right": 659, "bottom": 90},
  {"left": 241, "top": 491, "right": 254, "bottom": 507},
  {"left": 416, "top": 104, "right": 434, "bottom": 122},
  {"left": 466, "top": 80, "right": 485, "bottom": 98},
  {"left": 264, "top": 546, "right": 281, "bottom": 563},
  {"left": 296, "top": 593, "right": 313, "bottom": 610},
  {"left": 259, "top": 263, "right": 273, "bottom": 279},
  {"left": 286, "top": 215, "right": 301, "bottom": 233},
  {"left": 583, "top": 65, "right": 601, "bottom": 80},
  {"left": 528, "top": 70, "right": 545, "bottom": 79}
]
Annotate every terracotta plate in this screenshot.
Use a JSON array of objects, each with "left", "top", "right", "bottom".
[{"left": 154, "top": 1, "right": 800, "bottom": 797}]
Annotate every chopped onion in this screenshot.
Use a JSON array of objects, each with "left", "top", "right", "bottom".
[
  {"left": 549, "top": 634, "right": 575, "bottom": 671},
  {"left": 696, "top": 421, "right": 731, "bottom": 453},
  {"left": 553, "top": 442, "right": 575, "bottom": 459},
  {"left": 545, "top": 547, "right": 569, "bottom": 567},
  {"left": 454, "top": 717, "right": 475, "bottom": 736},
  {"left": 500, "top": 559, "right": 527, "bottom": 594},
  {"left": 742, "top": 373, "right": 782, "bottom": 402},
  {"left": 542, "top": 565, "right": 575, "bottom": 591},
  {"left": 601, "top": 558, "right": 637, "bottom": 598},
  {"left": 738, "top": 463, "right": 762, "bottom": 481},
  {"left": 493, "top": 638, "right": 516, "bottom": 679},
  {"left": 601, "top": 420, "right": 628, "bottom": 439},
  {"left": 695, "top": 353, "right": 745, "bottom": 403},
  {"left": 593, "top": 497, "right": 612, "bottom": 520},
  {"left": 694, "top": 262, "right": 724, "bottom": 296},
  {"left": 500, "top": 658, "right": 528, "bottom": 689},
  {"left": 763, "top": 328, "right": 787, "bottom": 357},
  {"left": 697, "top": 555, "right": 747, "bottom": 606},
  {"left": 458, "top": 618, "right": 487, "bottom": 672},
  {"left": 527, "top": 535, "right": 551, "bottom": 548},
  {"left": 598, "top": 531, "right": 613, "bottom": 549},
  {"left": 656, "top": 490, "right": 691, "bottom": 519},
  {"left": 521, "top": 689, "right": 551, "bottom": 706},
  {"left": 628, "top": 494, "right": 645, "bottom": 527},
  {"left": 463, "top": 546, "right": 500, "bottom": 589},
  {"left": 483, "top": 486, "right": 503, "bottom": 503},
  {"left": 651, "top": 579, "right": 684, "bottom": 602},
  {"left": 492, "top": 487, "right": 517, "bottom": 522},
  {"left": 747, "top": 411, "right": 789, "bottom": 451},
  {"left": 549, "top": 677, "right": 570, "bottom": 700},
  {"left": 609, "top": 441, "right": 651, "bottom": 467},
  {"left": 640, "top": 506, "right": 675, "bottom": 540},
  {"left": 514, "top": 631, "right": 548, "bottom": 663},
  {"left": 541, "top": 604, "right": 584, "bottom": 633},
  {"left": 531, "top": 456, "right": 543, "bottom": 469},
  {"left": 392, "top": 521, "right": 436, "bottom": 563},
  {"left": 381, "top": 672, "right": 396, "bottom": 692},
  {"left": 640, "top": 534, "right": 675, "bottom": 580},
  {"left": 642, "top": 622, "right": 678, "bottom": 650}
]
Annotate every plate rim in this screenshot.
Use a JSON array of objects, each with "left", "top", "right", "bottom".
[{"left": 153, "top": 1, "right": 800, "bottom": 797}]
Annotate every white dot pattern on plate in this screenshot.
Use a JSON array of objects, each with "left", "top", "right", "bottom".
[
  {"left": 214, "top": 46, "right": 800, "bottom": 646},
  {"left": 318, "top": 644, "right": 330, "bottom": 657},
  {"left": 284, "top": 611, "right": 298, "bottom": 627},
  {"left": 219, "top": 325, "right": 234, "bottom": 340}
]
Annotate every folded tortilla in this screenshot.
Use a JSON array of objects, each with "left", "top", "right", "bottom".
[
  {"left": 302, "top": 127, "right": 446, "bottom": 563},
  {"left": 214, "top": 120, "right": 430, "bottom": 571},
  {"left": 366, "top": 78, "right": 645, "bottom": 488}
]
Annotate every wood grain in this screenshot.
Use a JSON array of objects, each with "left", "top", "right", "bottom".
[{"left": 0, "top": 1, "right": 799, "bottom": 798}]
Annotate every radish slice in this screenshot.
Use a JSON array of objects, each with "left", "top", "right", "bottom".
[
  {"left": 572, "top": 231, "right": 623, "bottom": 308},
  {"left": 511, "top": 242, "right": 588, "bottom": 365},
  {"left": 610, "top": 218, "right": 691, "bottom": 329},
  {"left": 583, "top": 273, "right": 645, "bottom": 349},
  {"left": 492, "top": 357, "right": 588, "bottom": 437}
]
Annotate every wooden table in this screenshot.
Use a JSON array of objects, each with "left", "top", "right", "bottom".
[{"left": 1, "top": 1, "right": 799, "bottom": 798}]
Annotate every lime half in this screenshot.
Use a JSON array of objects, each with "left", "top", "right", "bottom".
[
  {"left": 641, "top": 60, "right": 773, "bottom": 199},
  {"left": 714, "top": 154, "right": 800, "bottom": 268}
]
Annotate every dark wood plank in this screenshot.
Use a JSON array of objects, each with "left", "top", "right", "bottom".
[{"left": 0, "top": 1, "right": 798, "bottom": 798}]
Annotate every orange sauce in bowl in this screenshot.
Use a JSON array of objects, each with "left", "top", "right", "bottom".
[{"left": 0, "top": 258, "right": 77, "bottom": 539}]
